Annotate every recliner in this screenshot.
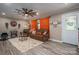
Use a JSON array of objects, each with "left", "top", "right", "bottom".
[{"left": 0, "top": 33, "right": 8, "bottom": 41}]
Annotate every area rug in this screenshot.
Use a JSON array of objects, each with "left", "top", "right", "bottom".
[{"left": 8, "top": 37, "right": 43, "bottom": 53}]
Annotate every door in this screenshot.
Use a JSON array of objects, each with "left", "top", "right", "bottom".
[{"left": 62, "top": 14, "right": 78, "bottom": 45}]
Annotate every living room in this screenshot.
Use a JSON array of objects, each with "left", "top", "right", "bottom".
[{"left": 0, "top": 3, "right": 79, "bottom": 55}]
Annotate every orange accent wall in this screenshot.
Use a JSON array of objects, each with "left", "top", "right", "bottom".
[
  {"left": 31, "top": 17, "right": 50, "bottom": 31},
  {"left": 31, "top": 20, "right": 37, "bottom": 30},
  {"left": 40, "top": 17, "right": 50, "bottom": 30}
]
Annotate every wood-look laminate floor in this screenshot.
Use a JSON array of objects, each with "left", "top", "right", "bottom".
[{"left": 0, "top": 39, "right": 79, "bottom": 55}]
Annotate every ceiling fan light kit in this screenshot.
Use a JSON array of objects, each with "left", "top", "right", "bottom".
[{"left": 16, "top": 8, "right": 38, "bottom": 17}]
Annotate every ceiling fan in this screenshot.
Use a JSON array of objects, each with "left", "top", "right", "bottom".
[{"left": 16, "top": 8, "right": 38, "bottom": 17}]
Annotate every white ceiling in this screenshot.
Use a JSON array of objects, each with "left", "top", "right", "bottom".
[{"left": 0, "top": 3, "right": 79, "bottom": 20}]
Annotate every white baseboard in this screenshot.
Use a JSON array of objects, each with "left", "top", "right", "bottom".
[{"left": 50, "top": 39, "right": 63, "bottom": 43}]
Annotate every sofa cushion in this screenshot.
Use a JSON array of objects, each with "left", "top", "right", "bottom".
[{"left": 43, "top": 31, "right": 47, "bottom": 35}]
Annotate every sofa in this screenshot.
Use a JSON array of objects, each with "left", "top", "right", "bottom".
[{"left": 29, "top": 29, "right": 49, "bottom": 42}]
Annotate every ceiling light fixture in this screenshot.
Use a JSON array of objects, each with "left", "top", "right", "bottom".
[
  {"left": 2, "top": 12, "right": 6, "bottom": 15},
  {"left": 25, "top": 14, "right": 28, "bottom": 17},
  {"left": 16, "top": 8, "right": 39, "bottom": 17},
  {"left": 36, "top": 12, "right": 39, "bottom": 15}
]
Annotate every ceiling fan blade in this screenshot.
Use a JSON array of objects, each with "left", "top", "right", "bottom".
[
  {"left": 30, "top": 13, "right": 35, "bottom": 17},
  {"left": 22, "top": 8, "right": 26, "bottom": 11},
  {"left": 16, "top": 9, "right": 22, "bottom": 13},
  {"left": 28, "top": 9, "right": 33, "bottom": 13},
  {"left": 22, "top": 8, "right": 28, "bottom": 14},
  {"left": 16, "top": 9, "right": 21, "bottom": 11}
]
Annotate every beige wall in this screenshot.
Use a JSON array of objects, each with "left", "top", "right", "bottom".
[
  {"left": 50, "top": 11, "right": 79, "bottom": 45},
  {"left": 0, "top": 17, "right": 29, "bottom": 33},
  {"left": 50, "top": 15, "right": 62, "bottom": 41},
  {"left": 53, "top": 24, "right": 62, "bottom": 41}
]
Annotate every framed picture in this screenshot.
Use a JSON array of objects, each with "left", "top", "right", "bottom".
[{"left": 65, "top": 16, "right": 77, "bottom": 30}]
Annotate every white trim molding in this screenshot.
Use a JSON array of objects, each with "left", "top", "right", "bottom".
[{"left": 50, "top": 39, "right": 63, "bottom": 43}]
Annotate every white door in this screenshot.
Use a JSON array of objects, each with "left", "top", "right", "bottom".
[{"left": 62, "top": 13, "right": 78, "bottom": 45}]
